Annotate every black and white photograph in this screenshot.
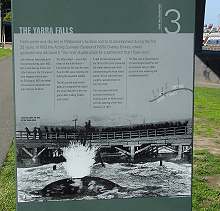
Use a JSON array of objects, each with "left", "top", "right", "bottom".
[
  {"left": 14, "top": 33, "right": 194, "bottom": 203},
  {"left": 16, "top": 116, "right": 192, "bottom": 202}
]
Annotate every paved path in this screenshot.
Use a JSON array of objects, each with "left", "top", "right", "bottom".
[
  {"left": 0, "top": 57, "right": 14, "bottom": 167},
  {"left": 195, "top": 81, "right": 220, "bottom": 88}
]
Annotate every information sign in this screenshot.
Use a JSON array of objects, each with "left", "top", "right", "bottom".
[{"left": 13, "top": 1, "right": 195, "bottom": 210}]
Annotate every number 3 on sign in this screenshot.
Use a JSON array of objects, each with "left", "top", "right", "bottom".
[{"left": 164, "top": 9, "right": 181, "bottom": 33}]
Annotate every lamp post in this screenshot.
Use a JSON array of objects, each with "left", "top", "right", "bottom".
[{"left": 73, "top": 118, "right": 78, "bottom": 130}]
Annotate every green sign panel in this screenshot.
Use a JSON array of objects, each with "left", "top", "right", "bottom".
[{"left": 13, "top": 0, "right": 195, "bottom": 210}]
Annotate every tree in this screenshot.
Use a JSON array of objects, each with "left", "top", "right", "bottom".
[
  {"left": 1, "top": 0, "right": 11, "bottom": 46},
  {"left": 1, "top": 0, "right": 11, "bottom": 20},
  {"left": 3, "top": 11, "right": 11, "bottom": 22}
]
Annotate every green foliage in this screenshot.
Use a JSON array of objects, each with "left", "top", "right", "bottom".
[
  {"left": 0, "top": 0, "right": 11, "bottom": 7},
  {"left": 0, "top": 144, "right": 16, "bottom": 211},
  {"left": 3, "top": 11, "right": 12, "bottom": 22},
  {"left": 0, "top": 48, "right": 12, "bottom": 58}
]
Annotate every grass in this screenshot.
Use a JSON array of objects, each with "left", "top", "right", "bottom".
[
  {"left": 0, "top": 47, "right": 14, "bottom": 210},
  {"left": 0, "top": 87, "right": 220, "bottom": 210},
  {"left": 193, "top": 150, "right": 220, "bottom": 211},
  {"left": 194, "top": 87, "right": 220, "bottom": 138},
  {"left": 0, "top": 144, "right": 16, "bottom": 211},
  {"left": 0, "top": 48, "right": 12, "bottom": 59},
  {"left": 193, "top": 87, "right": 220, "bottom": 211}
]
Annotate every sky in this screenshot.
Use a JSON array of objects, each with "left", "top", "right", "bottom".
[{"left": 205, "top": 0, "right": 220, "bottom": 25}]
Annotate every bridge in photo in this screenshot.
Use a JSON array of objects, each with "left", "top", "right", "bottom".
[{"left": 16, "top": 125, "right": 192, "bottom": 163}]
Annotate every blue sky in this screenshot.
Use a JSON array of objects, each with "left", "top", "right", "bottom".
[{"left": 205, "top": 0, "right": 220, "bottom": 25}]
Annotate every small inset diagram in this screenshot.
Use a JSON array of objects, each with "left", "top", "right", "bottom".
[{"left": 149, "top": 78, "right": 193, "bottom": 103}]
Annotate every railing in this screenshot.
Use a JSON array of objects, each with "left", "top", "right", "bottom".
[
  {"left": 16, "top": 126, "right": 191, "bottom": 141},
  {"left": 203, "top": 45, "right": 220, "bottom": 51}
]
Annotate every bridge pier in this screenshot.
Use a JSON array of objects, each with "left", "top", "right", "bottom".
[
  {"left": 32, "top": 148, "right": 39, "bottom": 164},
  {"left": 177, "top": 145, "right": 183, "bottom": 160},
  {"left": 130, "top": 146, "right": 135, "bottom": 162}
]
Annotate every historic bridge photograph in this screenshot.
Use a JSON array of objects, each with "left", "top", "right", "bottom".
[{"left": 16, "top": 119, "right": 192, "bottom": 202}]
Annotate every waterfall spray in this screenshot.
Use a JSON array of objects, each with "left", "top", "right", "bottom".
[{"left": 63, "top": 143, "right": 97, "bottom": 178}]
